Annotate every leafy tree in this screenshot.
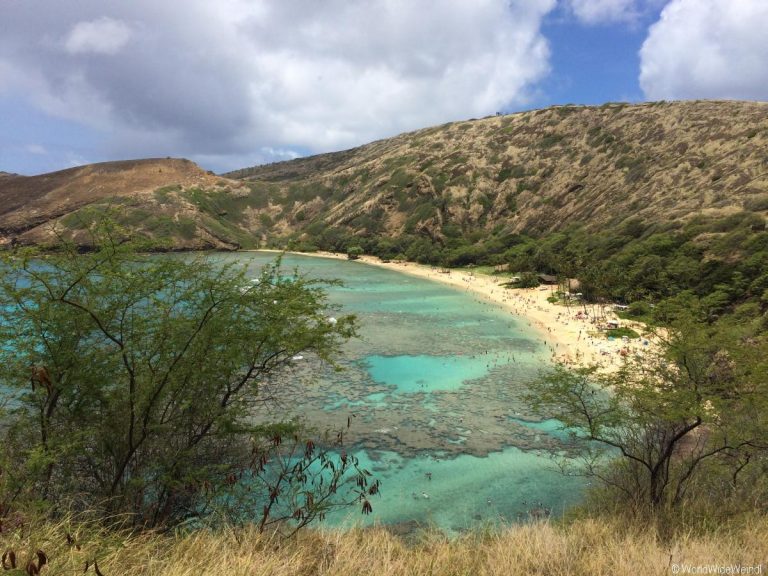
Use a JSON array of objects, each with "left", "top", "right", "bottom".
[
  {"left": 405, "top": 237, "right": 440, "bottom": 264},
  {"left": 0, "top": 229, "right": 376, "bottom": 530},
  {"left": 346, "top": 246, "right": 363, "bottom": 260},
  {"left": 514, "top": 272, "right": 540, "bottom": 288},
  {"left": 626, "top": 301, "right": 651, "bottom": 318},
  {"left": 526, "top": 317, "right": 767, "bottom": 514},
  {"left": 373, "top": 238, "right": 401, "bottom": 260}
]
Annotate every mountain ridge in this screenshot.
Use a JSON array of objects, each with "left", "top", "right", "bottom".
[
  {"left": 1, "top": 100, "right": 767, "bottom": 251},
  {"left": 227, "top": 100, "right": 768, "bottom": 239},
  {"left": 0, "top": 157, "right": 249, "bottom": 249}
]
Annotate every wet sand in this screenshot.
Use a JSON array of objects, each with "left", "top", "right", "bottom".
[{"left": 256, "top": 250, "right": 656, "bottom": 372}]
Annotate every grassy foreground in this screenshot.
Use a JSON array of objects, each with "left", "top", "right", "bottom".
[{"left": 2, "top": 517, "right": 766, "bottom": 575}]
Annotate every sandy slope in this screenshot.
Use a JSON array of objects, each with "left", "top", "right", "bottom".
[{"left": 261, "top": 250, "right": 657, "bottom": 372}]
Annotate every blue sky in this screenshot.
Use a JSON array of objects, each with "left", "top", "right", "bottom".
[
  {"left": 0, "top": 0, "right": 765, "bottom": 176},
  {"left": 536, "top": 12, "right": 651, "bottom": 106}
]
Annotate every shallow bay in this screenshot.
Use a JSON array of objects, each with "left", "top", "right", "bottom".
[{"left": 213, "top": 252, "right": 586, "bottom": 532}]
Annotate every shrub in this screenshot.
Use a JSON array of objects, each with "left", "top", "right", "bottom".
[
  {"left": 0, "top": 228, "right": 374, "bottom": 531},
  {"left": 347, "top": 246, "right": 364, "bottom": 260}
]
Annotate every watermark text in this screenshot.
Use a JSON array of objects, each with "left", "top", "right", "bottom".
[{"left": 671, "top": 564, "right": 763, "bottom": 575}]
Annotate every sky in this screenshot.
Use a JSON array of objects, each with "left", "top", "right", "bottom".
[{"left": 1, "top": 0, "right": 766, "bottom": 176}]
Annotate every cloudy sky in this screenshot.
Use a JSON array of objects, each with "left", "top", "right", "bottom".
[{"left": 1, "top": 0, "right": 766, "bottom": 175}]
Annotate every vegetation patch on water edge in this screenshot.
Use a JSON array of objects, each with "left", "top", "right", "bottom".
[{"left": 266, "top": 208, "right": 768, "bottom": 330}]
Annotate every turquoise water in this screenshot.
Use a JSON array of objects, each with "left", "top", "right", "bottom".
[
  {"left": 509, "top": 417, "right": 579, "bottom": 442},
  {"left": 211, "top": 252, "right": 585, "bottom": 533},
  {"left": 326, "top": 448, "right": 583, "bottom": 532},
  {"left": 365, "top": 354, "right": 503, "bottom": 393}
]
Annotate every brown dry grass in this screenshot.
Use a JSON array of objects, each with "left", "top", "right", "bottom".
[
  {"left": 2, "top": 516, "right": 766, "bottom": 575},
  {"left": 0, "top": 158, "right": 221, "bottom": 220},
  {"left": 3, "top": 102, "right": 766, "bottom": 250},
  {"left": 234, "top": 100, "right": 768, "bottom": 238}
]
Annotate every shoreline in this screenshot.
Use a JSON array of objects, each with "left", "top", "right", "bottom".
[{"left": 253, "top": 249, "right": 655, "bottom": 372}]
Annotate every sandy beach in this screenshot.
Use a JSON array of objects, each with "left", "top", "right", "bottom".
[{"left": 258, "top": 250, "right": 656, "bottom": 372}]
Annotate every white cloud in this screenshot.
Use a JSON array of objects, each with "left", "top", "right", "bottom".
[
  {"left": 0, "top": 0, "right": 557, "bottom": 171},
  {"left": 259, "top": 148, "right": 302, "bottom": 162},
  {"left": 24, "top": 144, "right": 48, "bottom": 155},
  {"left": 64, "top": 17, "right": 133, "bottom": 55},
  {"left": 640, "top": 0, "right": 768, "bottom": 100},
  {"left": 568, "top": 0, "right": 641, "bottom": 24},
  {"left": 566, "top": 0, "right": 667, "bottom": 25}
]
